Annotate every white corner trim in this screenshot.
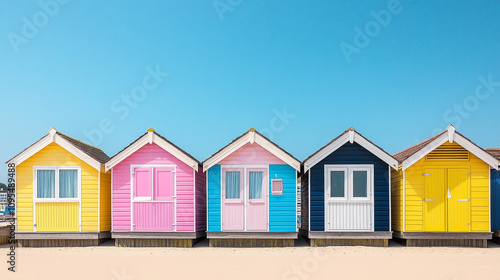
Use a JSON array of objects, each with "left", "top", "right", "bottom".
[
  {"left": 447, "top": 125, "right": 455, "bottom": 143},
  {"left": 402, "top": 130, "right": 500, "bottom": 171},
  {"left": 202, "top": 131, "right": 300, "bottom": 172},
  {"left": 105, "top": 132, "right": 199, "bottom": 172},
  {"left": 148, "top": 131, "right": 154, "bottom": 144},
  {"left": 304, "top": 131, "right": 398, "bottom": 172},
  {"left": 249, "top": 131, "right": 255, "bottom": 144},
  {"left": 8, "top": 131, "right": 102, "bottom": 172}
]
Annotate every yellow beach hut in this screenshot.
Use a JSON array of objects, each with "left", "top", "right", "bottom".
[
  {"left": 7, "top": 128, "right": 111, "bottom": 247},
  {"left": 391, "top": 125, "right": 499, "bottom": 247}
]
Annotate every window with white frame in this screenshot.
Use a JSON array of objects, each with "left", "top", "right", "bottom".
[
  {"left": 326, "top": 165, "right": 372, "bottom": 201},
  {"left": 34, "top": 167, "right": 80, "bottom": 200},
  {"left": 271, "top": 179, "right": 283, "bottom": 195}
]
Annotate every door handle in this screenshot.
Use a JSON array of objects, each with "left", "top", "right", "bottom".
[
  {"left": 457, "top": 199, "right": 470, "bottom": 202},
  {"left": 423, "top": 198, "right": 435, "bottom": 201}
]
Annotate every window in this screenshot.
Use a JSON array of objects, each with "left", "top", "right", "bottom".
[
  {"left": 330, "top": 170, "right": 346, "bottom": 198},
  {"left": 35, "top": 167, "right": 80, "bottom": 200},
  {"left": 225, "top": 171, "right": 241, "bottom": 199},
  {"left": 132, "top": 166, "right": 175, "bottom": 202},
  {"left": 271, "top": 179, "right": 283, "bottom": 195},
  {"left": 249, "top": 171, "right": 263, "bottom": 199},
  {"left": 326, "top": 165, "right": 372, "bottom": 201},
  {"left": 59, "top": 170, "right": 78, "bottom": 198},
  {"left": 352, "top": 170, "right": 368, "bottom": 198}
]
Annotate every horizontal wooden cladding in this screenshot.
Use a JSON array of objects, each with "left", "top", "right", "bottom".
[
  {"left": 16, "top": 142, "right": 101, "bottom": 232},
  {"left": 100, "top": 170, "right": 112, "bottom": 231},
  {"left": 195, "top": 165, "right": 206, "bottom": 232},
  {"left": 36, "top": 202, "right": 79, "bottom": 232},
  {"left": 309, "top": 142, "right": 390, "bottom": 232},
  {"left": 111, "top": 143, "right": 197, "bottom": 232},
  {"left": 491, "top": 170, "right": 500, "bottom": 231},
  {"left": 269, "top": 164, "right": 297, "bottom": 232},
  {"left": 399, "top": 142, "right": 490, "bottom": 233},
  {"left": 426, "top": 143, "right": 470, "bottom": 161}
]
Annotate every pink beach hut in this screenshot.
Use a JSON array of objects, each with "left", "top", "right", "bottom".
[{"left": 105, "top": 129, "right": 205, "bottom": 247}]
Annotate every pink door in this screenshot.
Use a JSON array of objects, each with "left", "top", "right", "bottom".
[
  {"left": 246, "top": 168, "right": 268, "bottom": 231},
  {"left": 133, "top": 167, "right": 176, "bottom": 231},
  {"left": 222, "top": 168, "right": 244, "bottom": 231}
]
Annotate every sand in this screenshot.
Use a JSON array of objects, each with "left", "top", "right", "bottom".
[{"left": 1, "top": 240, "right": 500, "bottom": 280}]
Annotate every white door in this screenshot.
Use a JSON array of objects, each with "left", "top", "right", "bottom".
[{"left": 324, "top": 165, "right": 373, "bottom": 231}]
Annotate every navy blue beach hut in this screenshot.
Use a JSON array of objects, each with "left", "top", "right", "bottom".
[
  {"left": 487, "top": 149, "right": 500, "bottom": 243},
  {"left": 301, "top": 128, "right": 398, "bottom": 246}
]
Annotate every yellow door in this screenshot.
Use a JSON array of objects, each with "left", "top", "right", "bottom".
[
  {"left": 447, "top": 168, "right": 470, "bottom": 232},
  {"left": 423, "top": 168, "right": 446, "bottom": 231}
]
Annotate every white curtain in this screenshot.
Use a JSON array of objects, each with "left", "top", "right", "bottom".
[
  {"left": 37, "top": 170, "right": 55, "bottom": 198},
  {"left": 59, "top": 170, "right": 78, "bottom": 198},
  {"left": 249, "top": 172, "right": 263, "bottom": 199},
  {"left": 225, "top": 171, "right": 240, "bottom": 199}
]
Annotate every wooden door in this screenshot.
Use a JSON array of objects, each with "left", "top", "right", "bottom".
[
  {"left": 222, "top": 168, "right": 244, "bottom": 231},
  {"left": 246, "top": 168, "right": 268, "bottom": 231},
  {"left": 133, "top": 167, "right": 176, "bottom": 231},
  {"left": 447, "top": 168, "right": 470, "bottom": 232},
  {"left": 423, "top": 168, "right": 446, "bottom": 231}
]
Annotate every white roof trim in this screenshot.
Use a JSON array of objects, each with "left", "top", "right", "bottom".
[
  {"left": 7, "top": 128, "right": 102, "bottom": 171},
  {"left": 202, "top": 130, "right": 300, "bottom": 172},
  {"left": 303, "top": 130, "right": 399, "bottom": 172},
  {"left": 401, "top": 125, "right": 499, "bottom": 171},
  {"left": 105, "top": 131, "right": 199, "bottom": 172}
]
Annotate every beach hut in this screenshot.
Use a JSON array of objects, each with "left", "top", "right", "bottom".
[
  {"left": 391, "top": 125, "right": 499, "bottom": 247},
  {"left": 7, "top": 128, "right": 111, "bottom": 247},
  {"left": 301, "top": 128, "right": 398, "bottom": 247},
  {"left": 486, "top": 148, "right": 500, "bottom": 243},
  {"left": 203, "top": 128, "right": 300, "bottom": 247},
  {"left": 105, "top": 128, "right": 205, "bottom": 247}
]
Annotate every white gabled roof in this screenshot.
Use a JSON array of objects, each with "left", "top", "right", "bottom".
[
  {"left": 105, "top": 128, "right": 200, "bottom": 172},
  {"left": 202, "top": 128, "right": 301, "bottom": 172},
  {"left": 399, "top": 125, "right": 499, "bottom": 171},
  {"left": 7, "top": 127, "right": 107, "bottom": 171},
  {"left": 303, "top": 127, "right": 398, "bottom": 172}
]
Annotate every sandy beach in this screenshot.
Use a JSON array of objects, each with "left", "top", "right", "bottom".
[{"left": 2, "top": 239, "right": 500, "bottom": 280}]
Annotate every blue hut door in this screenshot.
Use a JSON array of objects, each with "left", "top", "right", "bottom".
[{"left": 324, "top": 165, "right": 374, "bottom": 231}]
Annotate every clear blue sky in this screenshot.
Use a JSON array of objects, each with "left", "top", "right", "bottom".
[{"left": 1, "top": 1, "right": 500, "bottom": 184}]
